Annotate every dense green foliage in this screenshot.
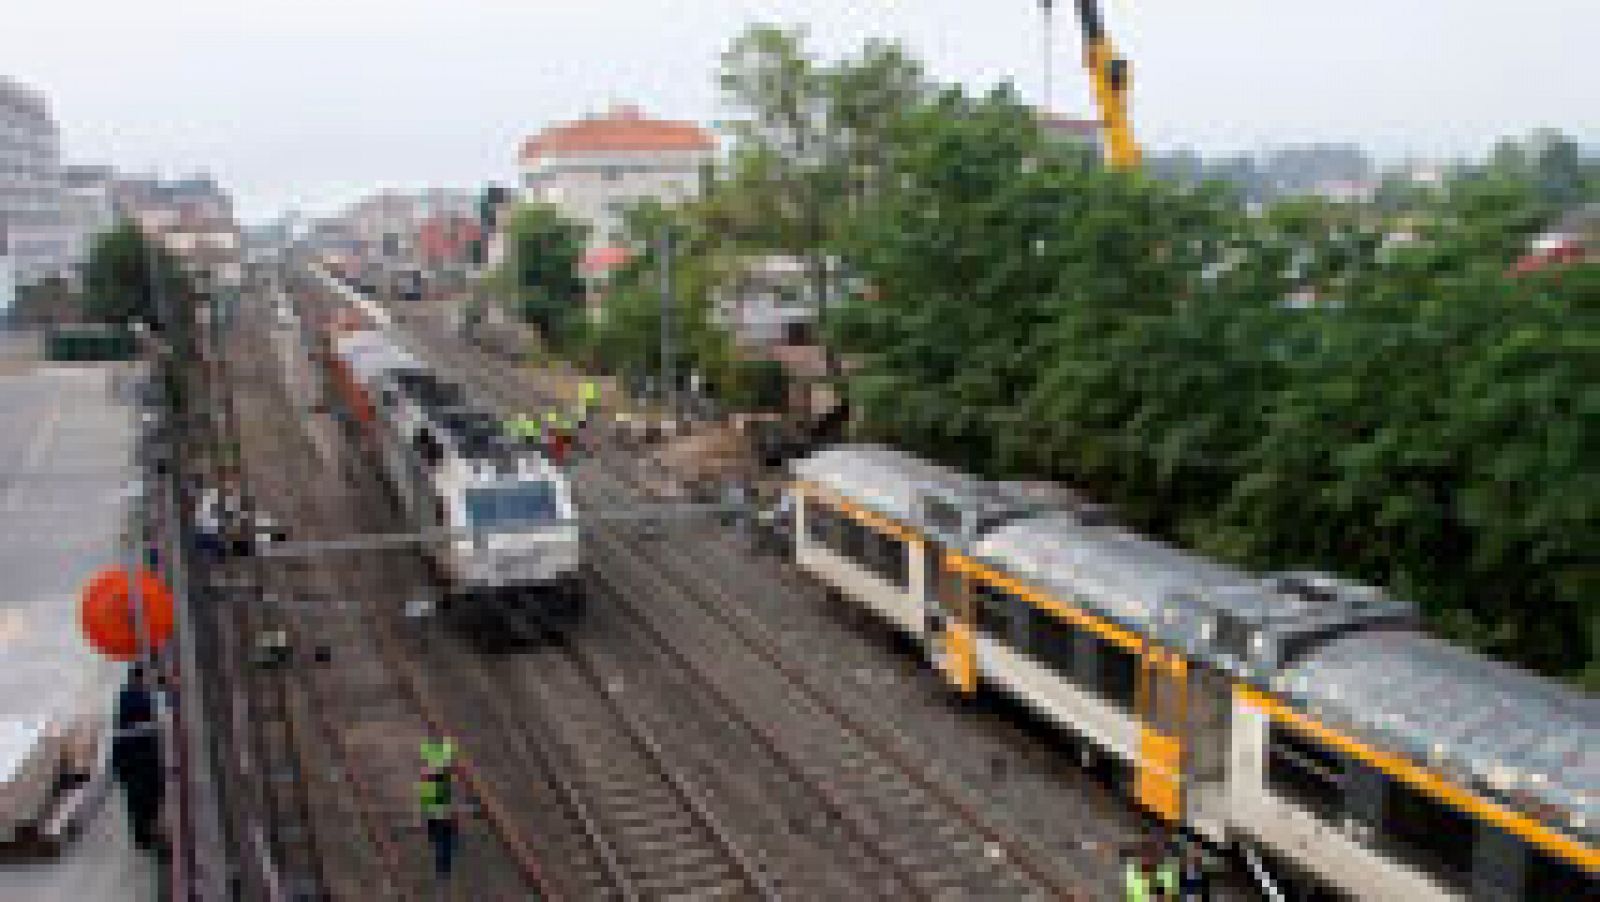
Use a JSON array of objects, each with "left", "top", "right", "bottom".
[
  {"left": 82, "top": 219, "right": 192, "bottom": 332},
  {"left": 573, "top": 25, "right": 1598, "bottom": 684},
  {"left": 495, "top": 202, "right": 589, "bottom": 349},
  {"left": 584, "top": 201, "right": 741, "bottom": 400},
  {"left": 824, "top": 83, "right": 1597, "bottom": 684}
]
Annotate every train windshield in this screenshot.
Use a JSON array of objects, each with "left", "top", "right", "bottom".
[{"left": 463, "top": 483, "right": 560, "bottom": 530}]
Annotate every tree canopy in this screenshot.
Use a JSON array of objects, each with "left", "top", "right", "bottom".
[
  {"left": 577, "top": 25, "right": 1599, "bottom": 685},
  {"left": 495, "top": 202, "right": 589, "bottom": 349},
  {"left": 826, "top": 102, "right": 1598, "bottom": 686},
  {"left": 81, "top": 219, "right": 192, "bottom": 331}
]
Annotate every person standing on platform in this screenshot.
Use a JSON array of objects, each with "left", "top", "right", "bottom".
[{"left": 111, "top": 664, "right": 164, "bottom": 852}]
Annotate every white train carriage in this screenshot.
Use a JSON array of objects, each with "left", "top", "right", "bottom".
[
  {"left": 329, "top": 331, "right": 582, "bottom": 634},
  {"left": 1234, "top": 629, "right": 1598, "bottom": 900},
  {"left": 791, "top": 444, "right": 1058, "bottom": 677},
  {"left": 790, "top": 443, "right": 1597, "bottom": 899}
]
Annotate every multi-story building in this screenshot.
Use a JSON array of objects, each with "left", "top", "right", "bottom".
[
  {"left": 58, "top": 164, "right": 117, "bottom": 271},
  {"left": 116, "top": 175, "right": 243, "bottom": 289},
  {"left": 0, "top": 76, "right": 69, "bottom": 287},
  {"left": 518, "top": 104, "right": 715, "bottom": 246}
]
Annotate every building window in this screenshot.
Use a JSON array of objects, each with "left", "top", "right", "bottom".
[
  {"left": 1266, "top": 723, "right": 1345, "bottom": 821},
  {"left": 601, "top": 165, "right": 625, "bottom": 182}
]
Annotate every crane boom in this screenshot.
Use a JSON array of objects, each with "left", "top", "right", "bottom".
[{"left": 1067, "top": 0, "right": 1141, "bottom": 168}]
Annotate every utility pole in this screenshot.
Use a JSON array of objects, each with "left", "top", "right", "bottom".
[{"left": 658, "top": 227, "right": 674, "bottom": 426}]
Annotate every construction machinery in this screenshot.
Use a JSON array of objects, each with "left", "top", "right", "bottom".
[{"left": 1043, "top": 0, "right": 1142, "bottom": 168}]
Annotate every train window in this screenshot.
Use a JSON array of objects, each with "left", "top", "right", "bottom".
[
  {"left": 841, "top": 516, "right": 868, "bottom": 563},
  {"left": 806, "top": 501, "right": 840, "bottom": 547},
  {"left": 1027, "top": 607, "right": 1077, "bottom": 675},
  {"left": 1381, "top": 777, "right": 1476, "bottom": 888},
  {"left": 1095, "top": 639, "right": 1139, "bottom": 710},
  {"left": 973, "top": 582, "right": 1014, "bottom": 642},
  {"left": 414, "top": 431, "right": 444, "bottom": 467},
  {"left": 1524, "top": 845, "right": 1595, "bottom": 899},
  {"left": 861, "top": 527, "right": 907, "bottom": 589},
  {"left": 464, "top": 483, "right": 558, "bottom": 530},
  {"left": 1266, "top": 723, "right": 1345, "bottom": 821}
]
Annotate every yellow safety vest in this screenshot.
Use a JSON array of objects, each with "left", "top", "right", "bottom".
[
  {"left": 1156, "top": 860, "right": 1179, "bottom": 897},
  {"left": 420, "top": 737, "right": 455, "bottom": 769},
  {"left": 1123, "top": 862, "right": 1151, "bottom": 902},
  {"left": 418, "top": 774, "right": 452, "bottom": 819}
]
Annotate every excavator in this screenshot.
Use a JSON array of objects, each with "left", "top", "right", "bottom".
[{"left": 1044, "top": 0, "right": 1142, "bottom": 168}]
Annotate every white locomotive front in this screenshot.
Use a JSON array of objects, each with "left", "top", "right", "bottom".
[{"left": 326, "top": 326, "right": 583, "bottom": 640}]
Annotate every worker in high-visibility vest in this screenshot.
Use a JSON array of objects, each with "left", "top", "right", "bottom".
[
  {"left": 577, "top": 379, "right": 599, "bottom": 425},
  {"left": 503, "top": 414, "right": 539, "bottom": 443},
  {"left": 1122, "top": 845, "right": 1154, "bottom": 902},
  {"left": 418, "top": 767, "right": 457, "bottom": 881},
  {"left": 420, "top": 734, "right": 456, "bottom": 770}
]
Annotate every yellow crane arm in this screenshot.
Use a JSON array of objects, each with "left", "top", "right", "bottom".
[{"left": 1069, "top": 0, "right": 1142, "bottom": 168}]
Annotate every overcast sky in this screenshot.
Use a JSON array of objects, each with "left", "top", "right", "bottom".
[{"left": 8, "top": 1, "right": 1595, "bottom": 221}]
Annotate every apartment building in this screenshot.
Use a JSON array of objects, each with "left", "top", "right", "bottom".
[
  {"left": 518, "top": 104, "right": 715, "bottom": 246},
  {"left": 116, "top": 175, "right": 243, "bottom": 289},
  {"left": 0, "top": 76, "right": 69, "bottom": 287}
]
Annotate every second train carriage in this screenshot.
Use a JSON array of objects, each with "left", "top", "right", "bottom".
[{"left": 791, "top": 443, "right": 1597, "bottom": 900}]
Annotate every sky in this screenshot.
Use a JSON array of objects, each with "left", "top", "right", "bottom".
[{"left": 7, "top": 0, "right": 1596, "bottom": 222}]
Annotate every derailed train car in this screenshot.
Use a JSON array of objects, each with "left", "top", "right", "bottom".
[
  {"left": 792, "top": 444, "right": 1596, "bottom": 900},
  {"left": 322, "top": 322, "right": 582, "bottom": 638}
]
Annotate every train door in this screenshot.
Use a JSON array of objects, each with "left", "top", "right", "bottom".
[
  {"left": 924, "top": 550, "right": 977, "bottom": 693},
  {"left": 1136, "top": 647, "right": 1186, "bottom": 822}
]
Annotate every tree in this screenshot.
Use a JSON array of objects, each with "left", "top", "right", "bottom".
[
  {"left": 586, "top": 201, "right": 739, "bottom": 401},
  {"left": 494, "top": 202, "right": 588, "bottom": 349},
  {"left": 830, "top": 84, "right": 1235, "bottom": 482},
  {"left": 821, "top": 68, "right": 1596, "bottom": 683},
  {"left": 81, "top": 220, "right": 190, "bottom": 330},
  {"left": 715, "top": 26, "right": 928, "bottom": 375}
]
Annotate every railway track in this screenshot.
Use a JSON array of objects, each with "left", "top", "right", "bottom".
[
  {"left": 506, "top": 641, "right": 779, "bottom": 900},
  {"left": 284, "top": 274, "right": 794, "bottom": 900},
  {"left": 390, "top": 307, "right": 1084, "bottom": 898},
  {"left": 196, "top": 314, "right": 339, "bottom": 899},
  {"left": 206, "top": 284, "right": 555, "bottom": 899}
]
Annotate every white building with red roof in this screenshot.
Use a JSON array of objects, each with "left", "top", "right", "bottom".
[{"left": 518, "top": 104, "right": 716, "bottom": 248}]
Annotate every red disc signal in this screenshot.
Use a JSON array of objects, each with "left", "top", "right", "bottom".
[{"left": 80, "top": 568, "right": 175, "bottom": 660}]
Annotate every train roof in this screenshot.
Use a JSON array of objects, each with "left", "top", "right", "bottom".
[
  {"left": 976, "top": 514, "right": 1413, "bottom": 677},
  {"left": 1275, "top": 629, "right": 1599, "bottom": 844},
  {"left": 383, "top": 366, "right": 548, "bottom": 466},
  {"left": 335, "top": 330, "right": 418, "bottom": 385},
  {"left": 792, "top": 444, "right": 1058, "bottom": 546}
]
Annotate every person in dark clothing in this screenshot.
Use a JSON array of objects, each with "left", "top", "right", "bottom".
[
  {"left": 110, "top": 664, "right": 164, "bottom": 852},
  {"left": 1177, "top": 841, "right": 1211, "bottom": 901},
  {"left": 418, "top": 767, "right": 457, "bottom": 880}
]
